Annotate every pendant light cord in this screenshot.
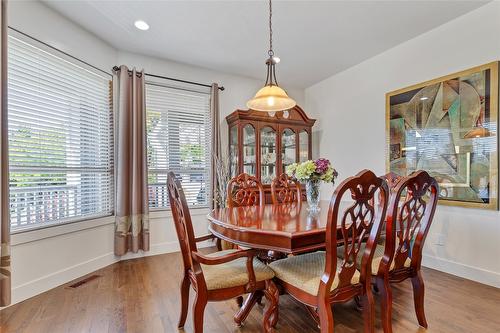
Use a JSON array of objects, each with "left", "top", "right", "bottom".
[
  {"left": 265, "top": 0, "right": 278, "bottom": 87},
  {"left": 268, "top": 0, "right": 273, "bottom": 56}
]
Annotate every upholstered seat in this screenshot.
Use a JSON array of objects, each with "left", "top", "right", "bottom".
[
  {"left": 202, "top": 250, "right": 275, "bottom": 290},
  {"left": 337, "top": 240, "right": 411, "bottom": 273},
  {"left": 269, "top": 251, "right": 360, "bottom": 296}
]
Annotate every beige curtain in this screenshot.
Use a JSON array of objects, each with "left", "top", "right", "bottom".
[
  {"left": 0, "top": 0, "right": 10, "bottom": 307},
  {"left": 113, "top": 65, "right": 150, "bottom": 256},
  {"left": 210, "top": 83, "right": 221, "bottom": 209}
]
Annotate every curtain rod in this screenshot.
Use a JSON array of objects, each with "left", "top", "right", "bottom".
[
  {"left": 112, "top": 66, "right": 225, "bottom": 91},
  {"left": 9, "top": 26, "right": 112, "bottom": 77}
]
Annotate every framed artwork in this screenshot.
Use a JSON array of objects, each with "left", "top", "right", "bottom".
[{"left": 386, "top": 62, "right": 498, "bottom": 210}]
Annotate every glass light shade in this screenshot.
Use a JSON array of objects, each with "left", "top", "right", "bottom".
[
  {"left": 247, "top": 85, "right": 296, "bottom": 112},
  {"left": 464, "top": 127, "right": 493, "bottom": 139}
]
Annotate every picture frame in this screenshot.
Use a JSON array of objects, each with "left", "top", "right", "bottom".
[{"left": 386, "top": 62, "right": 499, "bottom": 210}]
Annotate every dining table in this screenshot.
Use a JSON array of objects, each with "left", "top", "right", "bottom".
[
  {"left": 207, "top": 200, "right": 339, "bottom": 255},
  {"left": 207, "top": 200, "right": 345, "bottom": 324}
]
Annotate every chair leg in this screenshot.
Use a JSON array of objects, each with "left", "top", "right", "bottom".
[
  {"left": 192, "top": 293, "right": 207, "bottom": 333},
  {"left": 234, "top": 291, "right": 261, "bottom": 326},
  {"left": 362, "top": 286, "right": 375, "bottom": 333},
  {"left": 317, "top": 298, "right": 334, "bottom": 333},
  {"left": 236, "top": 296, "right": 244, "bottom": 307},
  {"left": 354, "top": 295, "right": 363, "bottom": 310},
  {"left": 411, "top": 270, "right": 428, "bottom": 328},
  {"left": 263, "top": 280, "right": 280, "bottom": 331},
  {"left": 257, "top": 294, "right": 264, "bottom": 306},
  {"left": 178, "top": 274, "right": 190, "bottom": 329},
  {"left": 376, "top": 276, "right": 393, "bottom": 333}
]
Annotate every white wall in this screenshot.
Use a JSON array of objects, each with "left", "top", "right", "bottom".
[
  {"left": 306, "top": 1, "right": 500, "bottom": 287},
  {"left": 6, "top": 0, "right": 305, "bottom": 306},
  {"left": 8, "top": 0, "right": 117, "bottom": 72}
]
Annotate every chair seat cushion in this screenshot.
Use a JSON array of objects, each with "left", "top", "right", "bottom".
[
  {"left": 337, "top": 239, "right": 411, "bottom": 274},
  {"left": 269, "top": 251, "right": 360, "bottom": 296},
  {"left": 201, "top": 250, "right": 274, "bottom": 290}
]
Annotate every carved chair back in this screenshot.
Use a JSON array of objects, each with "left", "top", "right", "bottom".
[
  {"left": 381, "top": 170, "right": 438, "bottom": 273},
  {"left": 227, "top": 173, "right": 264, "bottom": 208},
  {"left": 382, "top": 172, "right": 404, "bottom": 189},
  {"left": 167, "top": 172, "right": 200, "bottom": 273},
  {"left": 321, "top": 169, "right": 389, "bottom": 294},
  {"left": 271, "top": 173, "right": 302, "bottom": 204},
  {"left": 369, "top": 172, "right": 403, "bottom": 239},
  {"left": 370, "top": 172, "right": 402, "bottom": 208}
]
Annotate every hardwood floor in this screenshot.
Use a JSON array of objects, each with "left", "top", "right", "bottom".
[{"left": 1, "top": 249, "right": 499, "bottom": 333}]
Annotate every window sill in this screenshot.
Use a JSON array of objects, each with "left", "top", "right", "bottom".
[
  {"left": 10, "top": 207, "right": 212, "bottom": 246},
  {"left": 11, "top": 215, "right": 115, "bottom": 246}
]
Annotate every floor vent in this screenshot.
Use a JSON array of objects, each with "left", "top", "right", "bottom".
[{"left": 67, "top": 274, "right": 101, "bottom": 289}]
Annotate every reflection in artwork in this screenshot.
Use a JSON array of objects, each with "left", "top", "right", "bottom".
[{"left": 387, "top": 62, "right": 498, "bottom": 209}]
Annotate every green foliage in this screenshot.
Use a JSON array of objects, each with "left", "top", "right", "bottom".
[
  {"left": 181, "top": 143, "right": 203, "bottom": 165},
  {"left": 9, "top": 126, "right": 66, "bottom": 187}
]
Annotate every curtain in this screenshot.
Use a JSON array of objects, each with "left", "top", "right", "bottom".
[
  {"left": 0, "top": 0, "right": 10, "bottom": 307},
  {"left": 210, "top": 83, "right": 221, "bottom": 209},
  {"left": 113, "top": 65, "right": 150, "bottom": 256}
]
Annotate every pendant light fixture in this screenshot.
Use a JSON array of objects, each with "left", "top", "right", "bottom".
[
  {"left": 247, "top": 0, "right": 296, "bottom": 112},
  {"left": 463, "top": 112, "right": 493, "bottom": 139}
]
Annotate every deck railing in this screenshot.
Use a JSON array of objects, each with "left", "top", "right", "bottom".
[{"left": 10, "top": 185, "right": 79, "bottom": 229}]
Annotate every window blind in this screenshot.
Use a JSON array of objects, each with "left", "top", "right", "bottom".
[
  {"left": 146, "top": 83, "right": 211, "bottom": 209},
  {"left": 8, "top": 33, "right": 114, "bottom": 231}
]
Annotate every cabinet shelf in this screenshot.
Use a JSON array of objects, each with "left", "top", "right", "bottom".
[{"left": 226, "top": 106, "right": 315, "bottom": 203}]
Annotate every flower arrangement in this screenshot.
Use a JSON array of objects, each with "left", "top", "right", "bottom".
[{"left": 286, "top": 158, "right": 338, "bottom": 183}]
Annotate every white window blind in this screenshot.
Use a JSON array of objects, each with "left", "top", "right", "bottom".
[
  {"left": 146, "top": 83, "right": 211, "bottom": 209},
  {"left": 8, "top": 33, "right": 114, "bottom": 231}
]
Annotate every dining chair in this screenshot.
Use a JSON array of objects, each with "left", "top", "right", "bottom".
[
  {"left": 374, "top": 170, "right": 439, "bottom": 333},
  {"left": 370, "top": 172, "right": 403, "bottom": 241},
  {"left": 227, "top": 173, "right": 264, "bottom": 207},
  {"left": 167, "top": 172, "right": 278, "bottom": 333},
  {"left": 271, "top": 173, "right": 302, "bottom": 204},
  {"left": 269, "top": 169, "right": 389, "bottom": 333}
]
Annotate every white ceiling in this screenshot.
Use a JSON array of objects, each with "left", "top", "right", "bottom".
[{"left": 42, "top": 0, "right": 488, "bottom": 88}]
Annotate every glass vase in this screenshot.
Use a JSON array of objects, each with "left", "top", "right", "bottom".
[{"left": 306, "top": 179, "right": 321, "bottom": 212}]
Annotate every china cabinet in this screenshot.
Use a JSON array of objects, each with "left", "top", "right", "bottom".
[{"left": 226, "top": 105, "right": 315, "bottom": 203}]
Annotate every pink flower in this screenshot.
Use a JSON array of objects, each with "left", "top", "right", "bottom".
[{"left": 314, "top": 158, "right": 330, "bottom": 174}]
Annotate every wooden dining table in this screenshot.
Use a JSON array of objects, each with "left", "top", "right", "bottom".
[
  {"left": 207, "top": 200, "right": 343, "bottom": 324},
  {"left": 207, "top": 200, "right": 336, "bottom": 255}
]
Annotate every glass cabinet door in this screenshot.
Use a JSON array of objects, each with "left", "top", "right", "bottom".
[
  {"left": 242, "top": 124, "right": 256, "bottom": 176},
  {"left": 229, "top": 126, "right": 239, "bottom": 177},
  {"left": 260, "top": 126, "right": 277, "bottom": 184},
  {"left": 299, "top": 130, "right": 309, "bottom": 162},
  {"left": 281, "top": 128, "right": 296, "bottom": 173}
]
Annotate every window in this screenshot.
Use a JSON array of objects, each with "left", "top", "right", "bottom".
[
  {"left": 8, "top": 32, "right": 114, "bottom": 231},
  {"left": 146, "top": 83, "right": 211, "bottom": 209}
]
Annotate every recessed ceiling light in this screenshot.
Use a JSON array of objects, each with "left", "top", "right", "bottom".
[
  {"left": 134, "top": 20, "right": 149, "bottom": 31},
  {"left": 420, "top": 97, "right": 429, "bottom": 101}
]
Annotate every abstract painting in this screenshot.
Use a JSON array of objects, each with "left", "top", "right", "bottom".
[{"left": 386, "top": 62, "right": 498, "bottom": 210}]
